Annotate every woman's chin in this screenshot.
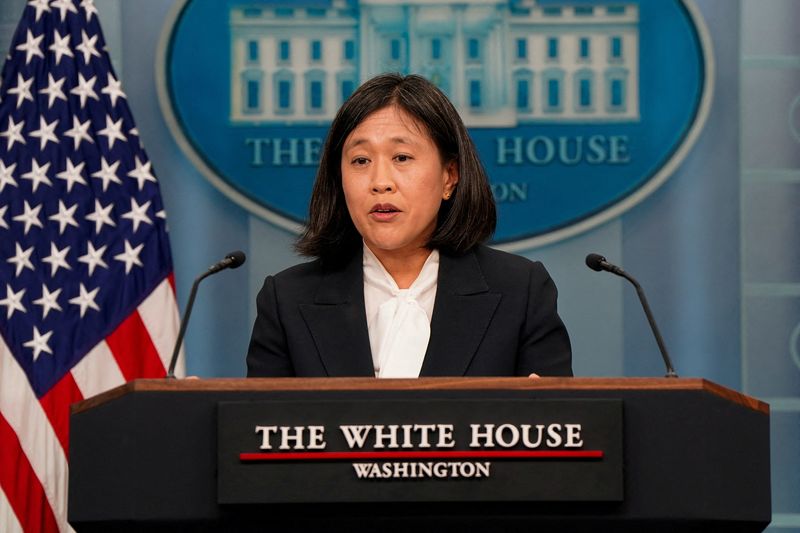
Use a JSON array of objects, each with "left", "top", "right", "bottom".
[{"left": 363, "top": 238, "right": 426, "bottom": 257}]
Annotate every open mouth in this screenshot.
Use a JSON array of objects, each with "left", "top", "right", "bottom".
[{"left": 370, "top": 203, "right": 400, "bottom": 214}]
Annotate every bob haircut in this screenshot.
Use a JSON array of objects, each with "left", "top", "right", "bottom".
[{"left": 296, "top": 73, "right": 496, "bottom": 263}]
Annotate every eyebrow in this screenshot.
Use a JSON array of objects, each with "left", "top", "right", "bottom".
[{"left": 344, "top": 136, "right": 416, "bottom": 150}]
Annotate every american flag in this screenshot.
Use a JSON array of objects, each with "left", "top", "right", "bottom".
[{"left": 0, "top": 1, "right": 181, "bottom": 531}]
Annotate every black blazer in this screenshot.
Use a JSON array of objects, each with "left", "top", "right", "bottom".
[{"left": 247, "top": 245, "right": 572, "bottom": 377}]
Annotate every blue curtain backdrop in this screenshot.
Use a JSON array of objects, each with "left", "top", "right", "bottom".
[{"left": 0, "top": 0, "right": 797, "bottom": 529}]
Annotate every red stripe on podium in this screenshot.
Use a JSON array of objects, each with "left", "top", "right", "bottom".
[{"left": 239, "top": 450, "right": 604, "bottom": 462}]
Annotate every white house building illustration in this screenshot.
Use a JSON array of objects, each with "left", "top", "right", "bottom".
[{"left": 229, "top": 0, "right": 639, "bottom": 126}]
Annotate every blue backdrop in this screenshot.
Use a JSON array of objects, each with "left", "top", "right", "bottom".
[{"left": 1, "top": 0, "right": 796, "bottom": 529}]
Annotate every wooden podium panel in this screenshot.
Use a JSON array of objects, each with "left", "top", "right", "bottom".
[{"left": 68, "top": 378, "right": 770, "bottom": 532}]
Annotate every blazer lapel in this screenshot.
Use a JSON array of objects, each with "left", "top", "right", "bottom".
[
  {"left": 420, "top": 248, "right": 501, "bottom": 376},
  {"left": 299, "top": 254, "right": 374, "bottom": 377}
]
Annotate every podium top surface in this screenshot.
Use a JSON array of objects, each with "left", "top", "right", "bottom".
[{"left": 72, "top": 377, "right": 768, "bottom": 415}]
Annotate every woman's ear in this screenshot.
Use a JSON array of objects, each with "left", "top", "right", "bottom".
[{"left": 443, "top": 161, "right": 459, "bottom": 199}]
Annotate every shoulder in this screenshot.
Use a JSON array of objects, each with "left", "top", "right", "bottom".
[
  {"left": 439, "top": 245, "right": 552, "bottom": 296},
  {"left": 272, "top": 258, "right": 326, "bottom": 282},
  {"left": 469, "top": 245, "right": 549, "bottom": 282},
  {"left": 258, "top": 259, "right": 326, "bottom": 300},
  {"left": 264, "top": 252, "right": 360, "bottom": 301}
]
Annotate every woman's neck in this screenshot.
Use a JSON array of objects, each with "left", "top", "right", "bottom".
[{"left": 367, "top": 245, "right": 432, "bottom": 289}]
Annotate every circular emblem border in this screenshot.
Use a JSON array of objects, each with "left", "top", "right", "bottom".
[{"left": 155, "top": 0, "right": 715, "bottom": 251}]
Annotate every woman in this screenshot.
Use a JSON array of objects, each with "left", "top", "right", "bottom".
[{"left": 247, "top": 73, "right": 572, "bottom": 378}]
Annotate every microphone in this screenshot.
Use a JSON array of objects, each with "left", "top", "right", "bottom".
[
  {"left": 166, "top": 251, "right": 247, "bottom": 378},
  {"left": 585, "top": 253, "right": 678, "bottom": 378},
  {"left": 207, "top": 250, "right": 246, "bottom": 274}
]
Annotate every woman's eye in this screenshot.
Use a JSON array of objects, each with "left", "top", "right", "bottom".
[
  {"left": 395, "top": 154, "right": 412, "bottom": 162},
  {"left": 351, "top": 157, "right": 369, "bottom": 165}
]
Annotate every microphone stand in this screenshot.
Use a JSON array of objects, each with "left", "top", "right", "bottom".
[
  {"left": 586, "top": 253, "right": 678, "bottom": 378},
  {"left": 616, "top": 270, "right": 678, "bottom": 378},
  {"left": 166, "top": 251, "right": 246, "bottom": 379},
  {"left": 166, "top": 269, "right": 214, "bottom": 379}
]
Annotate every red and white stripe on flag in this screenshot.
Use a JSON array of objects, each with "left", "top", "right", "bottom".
[{"left": 0, "top": 1, "right": 182, "bottom": 531}]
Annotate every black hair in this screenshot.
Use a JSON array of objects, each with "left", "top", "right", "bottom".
[{"left": 296, "top": 73, "right": 496, "bottom": 262}]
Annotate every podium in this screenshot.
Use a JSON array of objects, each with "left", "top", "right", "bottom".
[{"left": 68, "top": 378, "right": 771, "bottom": 532}]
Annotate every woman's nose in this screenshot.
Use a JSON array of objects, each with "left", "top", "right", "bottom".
[
  {"left": 370, "top": 161, "right": 395, "bottom": 193},
  {"left": 371, "top": 180, "right": 393, "bottom": 193}
]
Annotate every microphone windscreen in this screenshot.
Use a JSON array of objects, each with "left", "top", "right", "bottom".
[
  {"left": 585, "top": 253, "right": 606, "bottom": 272},
  {"left": 226, "top": 250, "right": 247, "bottom": 269}
]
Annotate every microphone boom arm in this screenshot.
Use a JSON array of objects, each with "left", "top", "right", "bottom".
[
  {"left": 166, "top": 251, "right": 246, "bottom": 379},
  {"left": 586, "top": 253, "right": 678, "bottom": 378},
  {"left": 617, "top": 270, "right": 678, "bottom": 378},
  {"left": 167, "top": 271, "right": 210, "bottom": 379}
]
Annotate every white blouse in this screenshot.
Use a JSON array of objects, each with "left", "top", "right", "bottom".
[{"left": 362, "top": 245, "right": 439, "bottom": 378}]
